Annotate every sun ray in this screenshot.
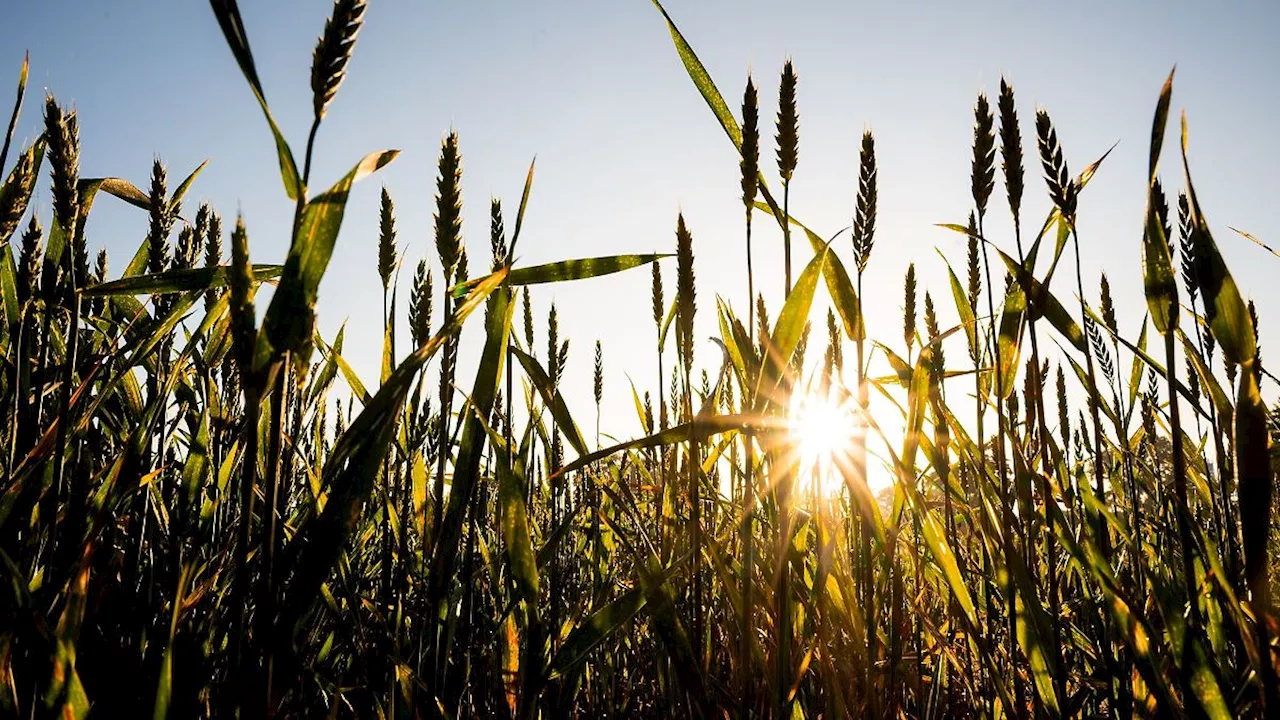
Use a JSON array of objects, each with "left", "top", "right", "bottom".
[{"left": 788, "top": 377, "right": 862, "bottom": 503}]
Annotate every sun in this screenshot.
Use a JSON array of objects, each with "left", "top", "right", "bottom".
[{"left": 788, "top": 382, "right": 860, "bottom": 502}]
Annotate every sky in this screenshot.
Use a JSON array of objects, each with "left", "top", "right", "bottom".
[{"left": 4, "top": 1, "right": 1278, "bottom": 488}]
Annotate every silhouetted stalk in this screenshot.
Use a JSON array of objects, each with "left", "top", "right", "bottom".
[
  {"left": 674, "top": 213, "right": 702, "bottom": 671},
  {"left": 1166, "top": 326, "right": 1206, "bottom": 662},
  {"left": 775, "top": 61, "right": 797, "bottom": 296},
  {"left": 966, "top": 224, "right": 997, "bottom": 713},
  {"left": 651, "top": 261, "right": 667, "bottom": 542},
  {"left": 986, "top": 106, "right": 1022, "bottom": 708},
  {"left": 971, "top": 89, "right": 998, "bottom": 706},
  {"left": 260, "top": 356, "right": 288, "bottom": 715},
  {"left": 45, "top": 96, "right": 80, "bottom": 569},
  {"left": 739, "top": 424, "right": 756, "bottom": 718},
  {"left": 849, "top": 128, "right": 877, "bottom": 712},
  {"left": 738, "top": 76, "right": 759, "bottom": 711},
  {"left": 924, "top": 294, "right": 961, "bottom": 713},
  {"left": 0, "top": 54, "right": 25, "bottom": 173},
  {"left": 1001, "top": 105, "right": 1066, "bottom": 703},
  {"left": 431, "top": 129, "right": 463, "bottom": 559},
  {"left": 225, "top": 212, "right": 260, "bottom": 709},
  {"left": 1180, "top": 193, "right": 1240, "bottom": 583},
  {"left": 742, "top": 76, "right": 759, "bottom": 335}
]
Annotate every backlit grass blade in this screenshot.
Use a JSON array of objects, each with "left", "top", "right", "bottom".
[
  {"left": 549, "top": 413, "right": 755, "bottom": 483},
  {"left": 1179, "top": 114, "right": 1254, "bottom": 365},
  {"left": 942, "top": 255, "right": 978, "bottom": 356},
  {"left": 659, "top": 296, "right": 677, "bottom": 350},
  {"left": 756, "top": 201, "right": 863, "bottom": 342},
  {"left": 755, "top": 243, "right": 828, "bottom": 410},
  {"left": 1227, "top": 226, "right": 1280, "bottom": 260},
  {"left": 450, "top": 253, "right": 669, "bottom": 299},
  {"left": 651, "top": 0, "right": 784, "bottom": 225},
  {"left": 1142, "top": 70, "right": 1178, "bottom": 334},
  {"left": 509, "top": 156, "right": 536, "bottom": 255},
  {"left": 308, "top": 322, "right": 345, "bottom": 405},
  {"left": 991, "top": 244, "right": 1085, "bottom": 352},
  {"left": 548, "top": 588, "right": 646, "bottom": 679},
  {"left": 0, "top": 247, "right": 17, "bottom": 327},
  {"left": 649, "top": 0, "right": 741, "bottom": 149},
  {"left": 280, "top": 269, "right": 506, "bottom": 635},
  {"left": 83, "top": 263, "right": 283, "bottom": 296},
  {"left": 0, "top": 52, "right": 28, "bottom": 173},
  {"left": 495, "top": 423, "right": 539, "bottom": 609},
  {"left": 92, "top": 177, "right": 150, "bottom": 210},
  {"left": 512, "top": 345, "right": 589, "bottom": 458},
  {"left": 996, "top": 282, "right": 1026, "bottom": 399},
  {"left": 898, "top": 464, "right": 976, "bottom": 626},
  {"left": 316, "top": 330, "right": 371, "bottom": 405},
  {"left": 42, "top": 175, "right": 146, "bottom": 275},
  {"left": 259, "top": 149, "right": 397, "bottom": 366},
  {"left": 1007, "top": 535, "right": 1063, "bottom": 718},
  {"left": 207, "top": 0, "right": 302, "bottom": 199},
  {"left": 167, "top": 159, "right": 209, "bottom": 214},
  {"left": 1234, "top": 358, "right": 1272, "bottom": 606},
  {"left": 1178, "top": 329, "right": 1232, "bottom": 421}
]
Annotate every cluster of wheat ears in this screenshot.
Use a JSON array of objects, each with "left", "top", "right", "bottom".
[{"left": 1, "top": 0, "right": 1278, "bottom": 717}]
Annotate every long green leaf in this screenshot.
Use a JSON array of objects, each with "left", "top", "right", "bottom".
[
  {"left": 451, "top": 254, "right": 669, "bottom": 298},
  {"left": 1142, "top": 70, "right": 1179, "bottom": 334},
  {"left": 0, "top": 51, "right": 28, "bottom": 175},
  {"left": 1179, "top": 114, "right": 1254, "bottom": 365},
  {"left": 83, "top": 263, "right": 283, "bottom": 296},
  {"left": 259, "top": 149, "right": 398, "bottom": 365},
  {"left": 649, "top": 0, "right": 741, "bottom": 149},
  {"left": 512, "top": 345, "right": 589, "bottom": 458},
  {"left": 548, "top": 589, "right": 646, "bottom": 679},
  {"left": 755, "top": 244, "right": 828, "bottom": 410},
  {"left": 207, "top": 0, "right": 302, "bottom": 198},
  {"left": 168, "top": 160, "right": 209, "bottom": 214}
]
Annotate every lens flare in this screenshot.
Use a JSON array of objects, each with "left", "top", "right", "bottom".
[{"left": 789, "top": 384, "right": 858, "bottom": 501}]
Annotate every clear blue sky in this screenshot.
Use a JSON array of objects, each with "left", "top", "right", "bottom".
[{"left": 4, "top": 1, "right": 1278, "bottom": 459}]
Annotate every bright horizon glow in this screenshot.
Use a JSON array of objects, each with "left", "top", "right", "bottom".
[{"left": 787, "top": 378, "right": 893, "bottom": 503}]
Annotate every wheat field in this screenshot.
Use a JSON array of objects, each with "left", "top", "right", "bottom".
[{"left": 0, "top": 1, "right": 1277, "bottom": 717}]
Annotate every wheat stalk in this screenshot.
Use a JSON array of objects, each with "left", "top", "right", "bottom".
[
  {"left": 16, "top": 214, "right": 40, "bottom": 306},
  {"left": 1034, "top": 110, "right": 1077, "bottom": 220},
  {"left": 742, "top": 76, "right": 759, "bottom": 333},
  {"left": 852, "top": 131, "right": 877, "bottom": 275},
  {"left": 903, "top": 263, "right": 917, "bottom": 356},
  {"left": 378, "top": 187, "right": 397, "bottom": 292},
  {"left": 997, "top": 79, "right": 1024, "bottom": 224},
  {"left": 0, "top": 145, "right": 36, "bottom": 242},
  {"left": 146, "top": 160, "right": 173, "bottom": 275},
  {"left": 971, "top": 93, "right": 996, "bottom": 220},
  {"left": 676, "top": 213, "right": 696, "bottom": 371},
  {"left": 311, "top": 0, "right": 367, "bottom": 121},
  {"left": 434, "top": 132, "right": 463, "bottom": 282},
  {"left": 408, "top": 259, "right": 432, "bottom": 349},
  {"left": 776, "top": 60, "right": 798, "bottom": 294},
  {"left": 490, "top": 198, "right": 507, "bottom": 270}
]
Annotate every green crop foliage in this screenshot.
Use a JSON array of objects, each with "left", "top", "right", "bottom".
[{"left": 0, "top": 1, "right": 1276, "bottom": 717}]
